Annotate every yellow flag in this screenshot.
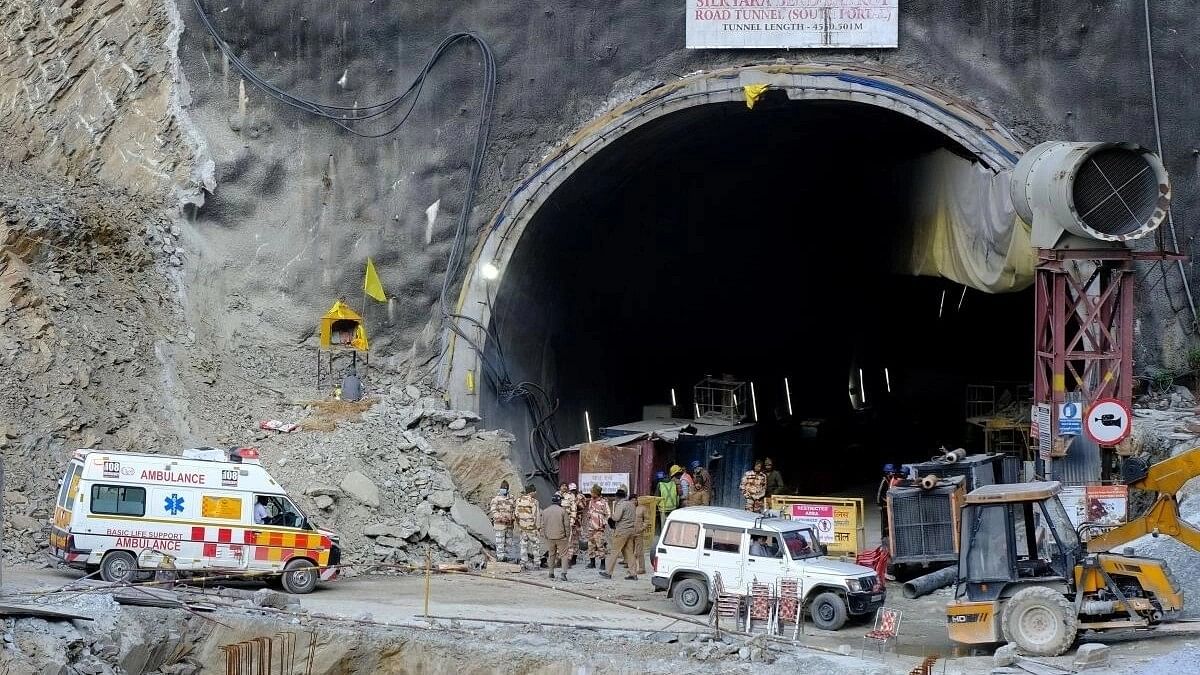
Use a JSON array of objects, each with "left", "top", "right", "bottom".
[
  {"left": 364, "top": 257, "right": 386, "bottom": 302},
  {"left": 743, "top": 83, "right": 769, "bottom": 109}
]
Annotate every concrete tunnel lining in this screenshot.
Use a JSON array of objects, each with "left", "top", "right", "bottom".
[{"left": 441, "top": 65, "right": 1031, "bottom": 488}]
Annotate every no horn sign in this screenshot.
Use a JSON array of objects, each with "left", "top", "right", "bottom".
[{"left": 1085, "top": 398, "right": 1131, "bottom": 446}]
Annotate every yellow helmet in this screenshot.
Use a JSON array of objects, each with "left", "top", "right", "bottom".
[{"left": 670, "top": 464, "right": 683, "bottom": 477}]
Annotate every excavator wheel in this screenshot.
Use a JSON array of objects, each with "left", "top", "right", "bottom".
[{"left": 1000, "top": 586, "right": 1078, "bottom": 657}]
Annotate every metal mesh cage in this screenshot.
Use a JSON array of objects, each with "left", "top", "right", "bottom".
[{"left": 890, "top": 487, "right": 957, "bottom": 560}]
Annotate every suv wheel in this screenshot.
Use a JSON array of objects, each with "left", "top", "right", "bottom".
[
  {"left": 809, "top": 591, "right": 848, "bottom": 631},
  {"left": 671, "top": 578, "right": 710, "bottom": 615}
]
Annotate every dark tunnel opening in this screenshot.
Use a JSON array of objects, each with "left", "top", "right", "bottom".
[{"left": 481, "top": 98, "right": 1032, "bottom": 498}]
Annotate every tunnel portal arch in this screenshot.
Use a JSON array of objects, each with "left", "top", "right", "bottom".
[{"left": 441, "top": 64, "right": 1025, "bottom": 413}]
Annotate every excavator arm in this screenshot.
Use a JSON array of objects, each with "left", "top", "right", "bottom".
[{"left": 1087, "top": 447, "right": 1200, "bottom": 554}]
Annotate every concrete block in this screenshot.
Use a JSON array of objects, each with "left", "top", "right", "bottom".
[
  {"left": 994, "top": 643, "right": 1018, "bottom": 667},
  {"left": 1073, "top": 643, "right": 1110, "bottom": 670}
]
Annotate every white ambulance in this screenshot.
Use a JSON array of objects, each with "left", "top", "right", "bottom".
[{"left": 49, "top": 447, "right": 341, "bottom": 593}]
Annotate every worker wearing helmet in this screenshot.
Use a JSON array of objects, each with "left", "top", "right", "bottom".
[
  {"left": 670, "top": 464, "right": 693, "bottom": 506},
  {"left": 688, "top": 459, "right": 712, "bottom": 507},
  {"left": 877, "top": 464, "right": 902, "bottom": 541},
  {"left": 655, "top": 470, "right": 678, "bottom": 532}
]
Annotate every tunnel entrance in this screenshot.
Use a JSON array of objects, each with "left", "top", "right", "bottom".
[{"left": 450, "top": 68, "right": 1032, "bottom": 497}]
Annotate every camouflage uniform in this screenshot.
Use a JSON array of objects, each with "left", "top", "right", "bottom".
[
  {"left": 514, "top": 492, "right": 542, "bottom": 565},
  {"left": 740, "top": 469, "right": 767, "bottom": 513},
  {"left": 488, "top": 493, "right": 516, "bottom": 561},
  {"left": 586, "top": 496, "right": 611, "bottom": 562},
  {"left": 560, "top": 491, "right": 580, "bottom": 557}
]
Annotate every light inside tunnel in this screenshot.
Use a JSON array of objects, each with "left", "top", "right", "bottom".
[{"left": 480, "top": 97, "right": 1031, "bottom": 493}]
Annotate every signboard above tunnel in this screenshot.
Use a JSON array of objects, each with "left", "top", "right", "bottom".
[{"left": 686, "top": 0, "right": 898, "bottom": 49}]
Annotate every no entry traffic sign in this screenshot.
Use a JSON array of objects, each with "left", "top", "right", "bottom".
[{"left": 1085, "top": 398, "right": 1132, "bottom": 446}]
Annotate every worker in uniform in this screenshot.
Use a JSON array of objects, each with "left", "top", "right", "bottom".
[
  {"left": 688, "top": 459, "right": 712, "bottom": 506},
  {"left": 740, "top": 460, "right": 768, "bottom": 513},
  {"left": 514, "top": 484, "right": 542, "bottom": 569},
  {"left": 560, "top": 482, "right": 580, "bottom": 565},
  {"left": 575, "top": 487, "right": 589, "bottom": 561},
  {"left": 672, "top": 464, "right": 693, "bottom": 506},
  {"left": 763, "top": 457, "right": 786, "bottom": 498},
  {"left": 876, "top": 464, "right": 902, "bottom": 541},
  {"left": 602, "top": 486, "right": 639, "bottom": 580},
  {"left": 632, "top": 491, "right": 650, "bottom": 575},
  {"left": 540, "top": 493, "right": 571, "bottom": 580},
  {"left": 656, "top": 470, "right": 679, "bottom": 530},
  {"left": 585, "top": 485, "right": 610, "bottom": 569},
  {"left": 488, "top": 480, "right": 516, "bottom": 562}
]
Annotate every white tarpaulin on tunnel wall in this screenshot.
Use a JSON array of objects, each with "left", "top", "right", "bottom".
[{"left": 897, "top": 149, "right": 1035, "bottom": 294}]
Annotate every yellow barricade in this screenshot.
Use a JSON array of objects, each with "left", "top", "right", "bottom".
[{"left": 769, "top": 495, "right": 865, "bottom": 556}]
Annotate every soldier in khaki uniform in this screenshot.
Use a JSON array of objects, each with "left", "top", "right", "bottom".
[
  {"left": 540, "top": 493, "right": 571, "bottom": 580},
  {"left": 632, "top": 492, "right": 650, "bottom": 575},
  {"left": 688, "top": 459, "right": 712, "bottom": 507},
  {"left": 514, "top": 484, "right": 542, "bottom": 569},
  {"left": 584, "top": 484, "right": 610, "bottom": 569},
  {"left": 560, "top": 482, "right": 580, "bottom": 565},
  {"left": 488, "top": 480, "right": 515, "bottom": 561},
  {"left": 602, "top": 486, "right": 639, "bottom": 580},
  {"left": 740, "top": 460, "right": 768, "bottom": 513}
]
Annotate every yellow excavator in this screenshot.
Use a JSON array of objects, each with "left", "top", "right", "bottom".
[{"left": 946, "top": 447, "right": 1200, "bottom": 656}]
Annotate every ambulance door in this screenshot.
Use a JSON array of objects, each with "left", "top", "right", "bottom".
[{"left": 199, "top": 492, "right": 251, "bottom": 570}]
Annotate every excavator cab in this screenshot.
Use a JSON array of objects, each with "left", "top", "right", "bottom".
[
  {"left": 948, "top": 482, "right": 1088, "bottom": 655},
  {"left": 949, "top": 479, "right": 1184, "bottom": 656}
]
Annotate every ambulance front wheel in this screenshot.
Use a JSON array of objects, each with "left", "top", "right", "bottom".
[
  {"left": 100, "top": 551, "right": 139, "bottom": 584},
  {"left": 281, "top": 558, "right": 318, "bottom": 594}
]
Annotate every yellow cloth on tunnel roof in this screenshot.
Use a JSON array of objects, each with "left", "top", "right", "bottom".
[{"left": 743, "top": 84, "right": 769, "bottom": 109}]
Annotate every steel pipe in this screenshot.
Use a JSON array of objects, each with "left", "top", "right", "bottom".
[{"left": 901, "top": 565, "right": 958, "bottom": 599}]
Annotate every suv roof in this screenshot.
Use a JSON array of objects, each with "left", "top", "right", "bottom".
[{"left": 666, "top": 506, "right": 810, "bottom": 531}]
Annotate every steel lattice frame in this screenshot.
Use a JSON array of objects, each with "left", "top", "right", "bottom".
[{"left": 1034, "top": 248, "right": 1182, "bottom": 452}]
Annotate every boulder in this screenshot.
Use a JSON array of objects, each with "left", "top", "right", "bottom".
[
  {"left": 313, "top": 495, "right": 335, "bottom": 510},
  {"left": 448, "top": 418, "right": 468, "bottom": 431},
  {"left": 363, "top": 521, "right": 421, "bottom": 540},
  {"left": 375, "top": 536, "right": 405, "bottom": 549},
  {"left": 9, "top": 513, "right": 43, "bottom": 531},
  {"left": 425, "top": 514, "right": 482, "bottom": 559},
  {"left": 252, "top": 588, "right": 295, "bottom": 609},
  {"left": 1072, "top": 643, "right": 1110, "bottom": 670},
  {"left": 340, "top": 471, "right": 380, "bottom": 508},
  {"left": 429, "top": 488, "right": 455, "bottom": 509},
  {"left": 993, "top": 643, "right": 1018, "bottom": 667},
  {"left": 450, "top": 497, "right": 495, "bottom": 543},
  {"left": 404, "top": 385, "right": 421, "bottom": 400},
  {"left": 305, "top": 485, "right": 340, "bottom": 498}
]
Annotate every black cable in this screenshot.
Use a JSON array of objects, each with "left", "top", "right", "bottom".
[{"left": 193, "top": 1, "right": 559, "bottom": 466}]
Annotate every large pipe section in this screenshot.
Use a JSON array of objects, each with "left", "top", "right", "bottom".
[
  {"left": 1010, "top": 141, "right": 1170, "bottom": 247},
  {"left": 901, "top": 565, "right": 958, "bottom": 599}
]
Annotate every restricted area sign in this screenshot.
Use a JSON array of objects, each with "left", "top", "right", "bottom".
[
  {"left": 1085, "top": 398, "right": 1132, "bottom": 446},
  {"left": 790, "top": 504, "right": 835, "bottom": 544}
]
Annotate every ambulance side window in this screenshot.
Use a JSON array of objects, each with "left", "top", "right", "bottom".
[{"left": 91, "top": 485, "right": 146, "bottom": 517}]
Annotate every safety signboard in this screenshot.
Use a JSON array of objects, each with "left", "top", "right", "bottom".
[
  {"left": 1058, "top": 402, "right": 1082, "bottom": 436},
  {"left": 1034, "top": 404, "right": 1052, "bottom": 459},
  {"left": 790, "top": 504, "right": 835, "bottom": 544},
  {"left": 1085, "top": 398, "right": 1131, "bottom": 446}
]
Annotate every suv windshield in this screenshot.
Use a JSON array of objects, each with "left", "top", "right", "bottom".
[{"left": 782, "top": 529, "right": 820, "bottom": 559}]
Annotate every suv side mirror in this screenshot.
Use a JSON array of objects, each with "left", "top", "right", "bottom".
[{"left": 818, "top": 544, "right": 828, "bottom": 556}]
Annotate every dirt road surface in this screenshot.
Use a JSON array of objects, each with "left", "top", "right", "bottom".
[{"left": 10, "top": 561, "right": 1200, "bottom": 674}]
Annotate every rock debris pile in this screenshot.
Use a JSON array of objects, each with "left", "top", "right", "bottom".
[{"left": 254, "top": 389, "right": 522, "bottom": 570}]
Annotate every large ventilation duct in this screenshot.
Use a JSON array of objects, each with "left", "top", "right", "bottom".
[{"left": 1010, "top": 142, "right": 1171, "bottom": 248}]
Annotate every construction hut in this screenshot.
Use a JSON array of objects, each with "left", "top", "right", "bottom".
[{"left": 317, "top": 300, "right": 369, "bottom": 389}]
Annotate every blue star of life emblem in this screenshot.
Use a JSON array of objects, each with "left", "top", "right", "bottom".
[{"left": 164, "top": 494, "right": 185, "bottom": 515}]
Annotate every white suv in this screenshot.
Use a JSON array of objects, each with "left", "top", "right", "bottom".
[{"left": 650, "top": 507, "right": 884, "bottom": 630}]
